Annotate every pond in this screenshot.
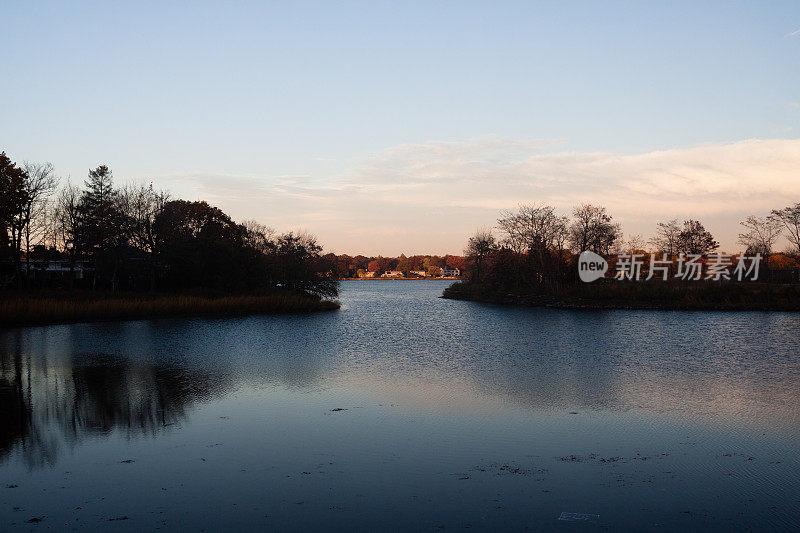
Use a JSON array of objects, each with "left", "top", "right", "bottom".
[{"left": 1, "top": 280, "right": 799, "bottom": 530}]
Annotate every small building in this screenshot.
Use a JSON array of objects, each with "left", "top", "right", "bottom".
[
  {"left": 27, "top": 259, "right": 91, "bottom": 280},
  {"left": 362, "top": 271, "right": 377, "bottom": 278},
  {"left": 381, "top": 270, "right": 403, "bottom": 278},
  {"left": 410, "top": 270, "right": 427, "bottom": 277},
  {"left": 440, "top": 268, "right": 460, "bottom": 278}
]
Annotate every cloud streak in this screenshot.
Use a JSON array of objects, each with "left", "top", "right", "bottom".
[{"left": 151, "top": 138, "right": 800, "bottom": 255}]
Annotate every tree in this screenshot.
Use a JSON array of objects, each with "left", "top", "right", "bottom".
[
  {"left": 19, "top": 162, "right": 59, "bottom": 280},
  {"left": 738, "top": 215, "right": 782, "bottom": 257},
  {"left": 427, "top": 265, "right": 442, "bottom": 277},
  {"left": 499, "top": 205, "right": 548, "bottom": 252},
  {"left": 0, "top": 152, "right": 28, "bottom": 282},
  {"left": 464, "top": 228, "right": 496, "bottom": 282},
  {"left": 499, "top": 205, "right": 571, "bottom": 282},
  {"left": 568, "top": 204, "right": 621, "bottom": 255},
  {"left": 626, "top": 234, "right": 645, "bottom": 254},
  {"left": 154, "top": 200, "right": 245, "bottom": 291},
  {"left": 496, "top": 209, "right": 527, "bottom": 254},
  {"left": 351, "top": 255, "right": 369, "bottom": 271},
  {"left": 75, "top": 166, "right": 130, "bottom": 290},
  {"left": 241, "top": 219, "right": 275, "bottom": 255},
  {"left": 445, "top": 255, "right": 465, "bottom": 270},
  {"left": 19, "top": 162, "right": 58, "bottom": 274},
  {"left": 649, "top": 219, "right": 681, "bottom": 258},
  {"left": 270, "top": 232, "right": 339, "bottom": 298},
  {"left": 676, "top": 220, "right": 718, "bottom": 255},
  {"left": 771, "top": 202, "right": 800, "bottom": 255},
  {"left": 51, "top": 184, "right": 82, "bottom": 287},
  {"left": 367, "top": 256, "right": 395, "bottom": 274},
  {"left": 0, "top": 156, "right": 59, "bottom": 287},
  {"left": 552, "top": 215, "right": 570, "bottom": 261},
  {"left": 396, "top": 254, "right": 413, "bottom": 275},
  {"left": 119, "top": 183, "right": 170, "bottom": 291}
]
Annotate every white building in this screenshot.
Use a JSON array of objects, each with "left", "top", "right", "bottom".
[{"left": 439, "top": 268, "right": 460, "bottom": 278}]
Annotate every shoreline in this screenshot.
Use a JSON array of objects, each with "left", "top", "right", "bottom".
[
  {"left": 442, "top": 281, "right": 800, "bottom": 311},
  {"left": 0, "top": 292, "right": 340, "bottom": 329},
  {"left": 340, "top": 277, "right": 462, "bottom": 281}
]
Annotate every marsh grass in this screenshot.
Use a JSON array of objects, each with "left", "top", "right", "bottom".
[
  {"left": 1, "top": 291, "right": 340, "bottom": 328},
  {"left": 443, "top": 280, "right": 800, "bottom": 311}
]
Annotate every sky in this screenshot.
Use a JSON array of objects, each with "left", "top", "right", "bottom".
[{"left": 2, "top": 1, "right": 799, "bottom": 255}]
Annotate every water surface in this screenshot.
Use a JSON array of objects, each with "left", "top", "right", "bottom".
[{"left": 1, "top": 281, "right": 799, "bottom": 530}]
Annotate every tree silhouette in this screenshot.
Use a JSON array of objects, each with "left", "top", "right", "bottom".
[{"left": 677, "top": 219, "right": 718, "bottom": 255}]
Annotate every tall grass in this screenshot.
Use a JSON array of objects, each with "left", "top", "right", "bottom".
[
  {"left": 443, "top": 281, "right": 800, "bottom": 311},
  {"left": 0, "top": 292, "right": 340, "bottom": 328}
]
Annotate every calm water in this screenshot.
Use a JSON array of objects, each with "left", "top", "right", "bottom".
[{"left": 1, "top": 281, "right": 799, "bottom": 531}]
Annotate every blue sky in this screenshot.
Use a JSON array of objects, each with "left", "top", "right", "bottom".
[{"left": 2, "top": 1, "right": 799, "bottom": 254}]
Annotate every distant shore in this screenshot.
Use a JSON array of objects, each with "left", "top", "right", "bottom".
[
  {"left": 442, "top": 281, "right": 800, "bottom": 311},
  {"left": 0, "top": 291, "right": 340, "bottom": 328},
  {"left": 341, "top": 277, "right": 462, "bottom": 281}
]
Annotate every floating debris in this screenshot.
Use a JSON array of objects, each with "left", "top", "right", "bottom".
[{"left": 558, "top": 512, "right": 599, "bottom": 522}]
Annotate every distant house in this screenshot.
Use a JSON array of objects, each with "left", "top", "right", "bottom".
[
  {"left": 24, "top": 260, "right": 91, "bottom": 280},
  {"left": 381, "top": 270, "right": 403, "bottom": 278},
  {"left": 363, "top": 271, "right": 377, "bottom": 278},
  {"left": 439, "top": 268, "right": 460, "bottom": 278},
  {"left": 410, "top": 270, "right": 427, "bottom": 277}
]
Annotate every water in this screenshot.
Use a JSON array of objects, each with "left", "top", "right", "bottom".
[{"left": 1, "top": 280, "right": 799, "bottom": 531}]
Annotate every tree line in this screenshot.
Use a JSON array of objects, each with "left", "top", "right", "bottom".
[
  {"left": 322, "top": 254, "right": 466, "bottom": 279},
  {"left": 0, "top": 152, "right": 337, "bottom": 298},
  {"left": 462, "top": 202, "right": 800, "bottom": 290}
]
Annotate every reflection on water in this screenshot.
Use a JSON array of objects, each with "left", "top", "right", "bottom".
[
  {"left": 1, "top": 281, "right": 799, "bottom": 530},
  {"left": 0, "top": 348, "right": 229, "bottom": 468}
]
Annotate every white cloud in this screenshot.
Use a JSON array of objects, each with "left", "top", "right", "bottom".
[{"left": 149, "top": 138, "right": 800, "bottom": 255}]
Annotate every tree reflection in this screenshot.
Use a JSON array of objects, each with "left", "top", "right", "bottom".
[{"left": 0, "top": 350, "right": 230, "bottom": 469}]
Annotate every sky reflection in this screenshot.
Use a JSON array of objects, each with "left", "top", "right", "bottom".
[{"left": 1, "top": 282, "right": 798, "bottom": 530}]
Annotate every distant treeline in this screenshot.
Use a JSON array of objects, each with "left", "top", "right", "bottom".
[
  {"left": 322, "top": 254, "right": 466, "bottom": 278},
  {"left": 459, "top": 203, "right": 800, "bottom": 293},
  {"left": 0, "top": 152, "right": 337, "bottom": 299}
]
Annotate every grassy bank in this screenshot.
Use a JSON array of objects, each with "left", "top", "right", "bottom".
[
  {"left": 0, "top": 291, "right": 340, "bottom": 328},
  {"left": 442, "top": 281, "right": 800, "bottom": 311}
]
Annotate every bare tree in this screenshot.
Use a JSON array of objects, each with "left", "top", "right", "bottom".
[
  {"left": 52, "top": 184, "right": 82, "bottom": 288},
  {"left": 568, "top": 204, "right": 621, "bottom": 255},
  {"left": 120, "top": 183, "right": 169, "bottom": 251},
  {"left": 552, "top": 215, "right": 570, "bottom": 261},
  {"left": 676, "top": 219, "right": 718, "bottom": 255},
  {"left": 496, "top": 205, "right": 574, "bottom": 283},
  {"left": 498, "top": 205, "right": 566, "bottom": 253},
  {"left": 242, "top": 219, "right": 276, "bottom": 254},
  {"left": 649, "top": 219, "right": 681, "bottom": 258},
  {"left": 496, "top": 210, "right": 527, "bottom": 254},
  {"left": 626, "top": 234, "right": 645, "bottom": 254},
  {"left": 119, "top": 182, "right": 170, "bottom": 291},
  {"left": 464, "top": 228, "right": 496, "bottom": 281},
  {"left": 20, "top": 162, "right": 59, "bottom": 277},
  {"left": 771, "top": 202, "right": 800, "bottom": 255},
  {"left": 737, "top": 215, "right": 782, "bottom": 257}
]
